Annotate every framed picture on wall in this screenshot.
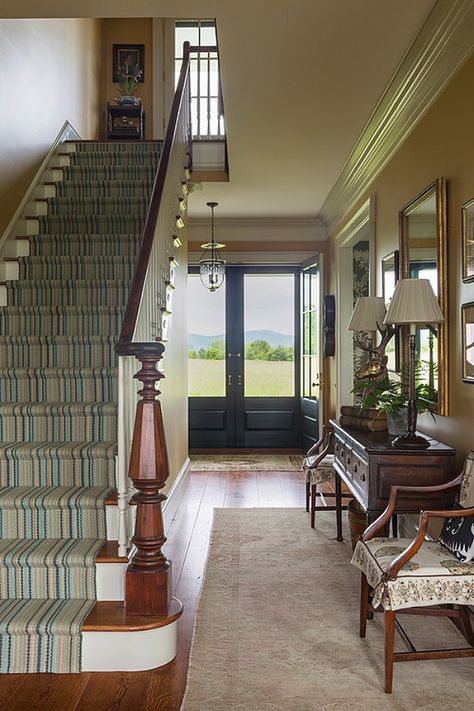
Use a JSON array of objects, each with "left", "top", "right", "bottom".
[
  {"left": 113, "top": 44, "right": 145, "bottom": 83},
  {"left": 462, "top": 302, "right": 474, "bottom": 383},
  {"left": 462, "top": 198, "right": 474, "bottom": 282},
  {"left": 381, "top": 250, "right": 400, "bottom": 371}
]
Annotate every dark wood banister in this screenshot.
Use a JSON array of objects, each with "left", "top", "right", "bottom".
[
  {"left": 115, "top": 42, "right": 221, "bottom": 356},
  {"left": 115, "top": 41, "right": 192, "bottom": 355},
  {"left": 115, "top": 42, "right": 222, "bottom": 616}
]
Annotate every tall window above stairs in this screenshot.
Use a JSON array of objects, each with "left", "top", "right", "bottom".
[{"left": 175, "top": 20, "right": 225, "bottom": 139}]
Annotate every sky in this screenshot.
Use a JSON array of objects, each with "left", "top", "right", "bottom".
[{"left": 188, "top": 273, "right": 295, "bottom": 336}]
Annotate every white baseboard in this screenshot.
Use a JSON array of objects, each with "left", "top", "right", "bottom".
[{"left": 163, "top": 456, "right": 190, "bottom": 528}]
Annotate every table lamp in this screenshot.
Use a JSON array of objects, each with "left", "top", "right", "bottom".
[
  {"left": 384, "top": 278, "right": 444, "bottom": 449},
  {"left": 347, "top": 296, "right": 386, "bottom": 338}
]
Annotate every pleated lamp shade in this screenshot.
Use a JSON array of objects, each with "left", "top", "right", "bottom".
[
  {"left": 347, "top": 296, "right": 386, "bottom": 332},
  {"left": 384, "top": 278, "right": 444, "bottom": 325}
]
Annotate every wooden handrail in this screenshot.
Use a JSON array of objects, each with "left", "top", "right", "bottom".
[{"left": 116, "top": 42, "right": 192, "bottom": 355}]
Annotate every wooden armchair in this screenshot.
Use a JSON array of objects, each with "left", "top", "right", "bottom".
[
  {"left": 351, "top": 451, "right": 474, "bottom": 693},
  {"left": 303, "top": 423, "right": 351, "bottom": 540}
]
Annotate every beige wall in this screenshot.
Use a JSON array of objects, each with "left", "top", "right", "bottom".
[
  {"left": 0, "top": 19, "right": 102, "bottom": 236},
  {"left": 102, "top": 18, "right": 153, "bottom": 140},
  {"left": 161, "top": 231, "right": 189, "bottom": 493},
  {"left": 328, "top": 53, "right": 474, "bottom": 469}
]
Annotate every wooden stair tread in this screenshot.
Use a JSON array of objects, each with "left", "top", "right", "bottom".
[
  {"left": 82, "top": 598, "right": 183, "bottom": 631},
  {"left": 96, "top": 540, "right": 128, "bottom": 563}
]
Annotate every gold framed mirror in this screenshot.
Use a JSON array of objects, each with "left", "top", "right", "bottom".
[{"left": 399, "top": 177, "right": 448, "bottom": 415}]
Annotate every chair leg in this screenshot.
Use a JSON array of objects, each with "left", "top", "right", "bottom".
[
  {"left": 335, "top": 472, "right": 343, "bottom": 542},
  {"left": 360, "top": 573, "right": 369, "bottom": 638},
  {"left": 384, "top": 610, "right": 396, "bottom": 694},
  {"left": 310, "top": 483, "right": 316, "bottom": 528},
  {"left": 459, "top": 606, "right": 474, "bottom": 646},
  {"left": 305, "top": 481, "right": 310, "bottom": 512}
]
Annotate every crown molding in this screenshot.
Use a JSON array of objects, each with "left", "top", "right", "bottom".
[
  {"left": 188, "top": 217, "right": 327, "bottom": 242},
  {"left": 319, "top": 0, "right": 474, "bottom": 234}
]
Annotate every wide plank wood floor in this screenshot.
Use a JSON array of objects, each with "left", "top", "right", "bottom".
[{"left": 0, "top": 469, "right": 338, "bottom": 711}]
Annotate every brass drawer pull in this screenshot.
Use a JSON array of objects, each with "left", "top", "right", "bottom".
[
  {"left": 360, "top": 473, "right": 366, "bottom": 481},
  {"left": 353, "top": 464, "right": 358, "bottom": 473},
  {"left": 346, "top": 456, "right": 351, "bottom": 465}
]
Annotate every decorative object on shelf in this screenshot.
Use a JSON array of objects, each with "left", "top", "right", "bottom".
[
  {"left": 462, "top": 301, "right": 474, "bottom": 383},
  {"left": 384, "top": 278, "right": 444, "bottom": 449},
  {"left": 199, "top": 202, "right": 226, "bottom": 292},
  {"left": 381, "top": 250, "right": 400, "bottom": 371},
  {"left": 351, "top": 361, "right": 436, "bottom": 433},
  {"left": 462, "top": 197, "right": 474, "bottom": 282},
  {"left": 347, "top": 296, "right": 394, "bottom": 381},
  {"left": 339, "top": 404, "right": 387, "bottom": 432},
  {"left": 322, "top": 294, "right": 335, "bottom": 357},
  {"left": 115, "top": 95, "right": 141, "bottom": 106},
  {"left": 112, "top": 43, "right": 144, "bottom": 105}
]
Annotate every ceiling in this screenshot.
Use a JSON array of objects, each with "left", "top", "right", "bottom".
[{"left": 1, "top": 0, "right": 437, "bottom": 222}]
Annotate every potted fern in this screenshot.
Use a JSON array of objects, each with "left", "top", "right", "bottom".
[{"left": 352, "top": 361, "right": 437, "bottom": 435}]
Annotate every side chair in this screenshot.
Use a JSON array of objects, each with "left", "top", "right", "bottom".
[
  {"left": 351, "top": 451, "right": 474, "bottom": 693},
  {"left": 303, "top": 423, "right": 351, "bottom": 541}
]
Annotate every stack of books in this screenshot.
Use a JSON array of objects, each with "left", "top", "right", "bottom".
[{"left": 339, "top": 405, "right": 387, "bottom": 431}]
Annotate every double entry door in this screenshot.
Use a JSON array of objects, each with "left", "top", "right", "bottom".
[{"left": 188, "top": 266, "right": 301, "bottom": 448}]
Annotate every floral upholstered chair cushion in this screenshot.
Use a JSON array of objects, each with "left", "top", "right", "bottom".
[
  {"left": 351, "top": 536, "right": 474, "bottom": 611},
  {"left": 302, "top": 453, "right": 335, "bottom": 485}
]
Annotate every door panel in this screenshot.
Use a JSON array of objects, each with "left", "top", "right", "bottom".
[
  {"left": 188, "top": 271, "right": 234, "bottom": 447},
  {"left": 189, "top": 266, "right": 301, "bottom": 448},
  {"left": 301, "top": 259, "right": 321, "bottom": 450}
]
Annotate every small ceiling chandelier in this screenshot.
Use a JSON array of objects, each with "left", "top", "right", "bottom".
[{"left": 199, "top": 201, "right": 226, "bottom": 292}]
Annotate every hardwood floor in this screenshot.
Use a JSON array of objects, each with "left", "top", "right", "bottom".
[{"left": 0, "top": 468, "right": 336, "bottom": 711}]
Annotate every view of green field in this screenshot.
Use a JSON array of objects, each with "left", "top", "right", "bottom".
[{"left": 188, "top": 359, "right": 294, "bottom": 397}]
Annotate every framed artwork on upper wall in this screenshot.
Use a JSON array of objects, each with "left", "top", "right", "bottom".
[
  {"left": 462, "top": 302, "right": 474, "bottom": 383},
  {"left": 113, "top": 44, "right": 145, "bottom": 83},
  {"left": 381, "top": 250, "right": 400, "bottom": 371},
  {"left": 462, "top": 198, "right": 474, "bottom": 282}
]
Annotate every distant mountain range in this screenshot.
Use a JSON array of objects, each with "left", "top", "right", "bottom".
[{"left": 189, "top": 330, "right": 293, "bottom": 351}]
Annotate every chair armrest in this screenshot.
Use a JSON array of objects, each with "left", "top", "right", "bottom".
[
  {"left": 303, "top": 424, "right": 333, "bottom": 460},
  {"left": 362, "top": 471, "right": 464, "bottom": 542},
  {"left": 383, "top": 504, "right": 474, "bottom": 580},
  {"left": 422, "top": 505, "right": 474, "bottom": 521}
]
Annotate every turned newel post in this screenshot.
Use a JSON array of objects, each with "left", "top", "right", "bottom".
[{"left": 126, "top": 343, "right": 171, "bottom": 615}]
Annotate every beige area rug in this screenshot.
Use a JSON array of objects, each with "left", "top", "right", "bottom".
[
  {"left": 189, "top": 454, "right": 303, "bottom": 471},
  {"left": 181, "top": 509, "right": 474, "bottom": 711}
]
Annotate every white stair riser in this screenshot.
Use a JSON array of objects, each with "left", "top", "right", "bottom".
[
  {"left": 96, "top": 562, "right": 127, "bottom": 601},
  {"left": 82, "top": 621, "right": 178, "bottom": 671},
  {"left": 35, "top": 185, "right": 56, "bottom": 199},
  {"left": 0, "top": 260, "right": 19, "bottom": 280}
]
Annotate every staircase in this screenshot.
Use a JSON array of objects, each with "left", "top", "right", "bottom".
[{"left": 0, "top": 140, "right": 162, "bottom": 673}]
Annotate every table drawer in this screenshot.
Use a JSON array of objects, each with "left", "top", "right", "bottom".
[{"left": 348, "top": 450, "right": 368, "bottom": 495}]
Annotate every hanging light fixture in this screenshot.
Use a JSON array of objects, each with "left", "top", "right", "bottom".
[{"left": 199, "top": 201, "right": 226, "bottom": 292}]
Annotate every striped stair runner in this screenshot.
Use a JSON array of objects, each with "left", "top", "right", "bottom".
[{"left": 0, "top": 140, "right": 161, "bottom": 673}]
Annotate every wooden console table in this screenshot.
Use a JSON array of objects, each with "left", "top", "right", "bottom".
[{"left": 330, "top": 419, "right": 456, "bottom": 533}]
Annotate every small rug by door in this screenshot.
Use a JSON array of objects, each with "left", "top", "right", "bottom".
[
  {"left": 189, "top": 454, "right": 303, "bottom": 471},
  {"left": 181, "top": 509, "right": 474, "bottom": 711}
]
